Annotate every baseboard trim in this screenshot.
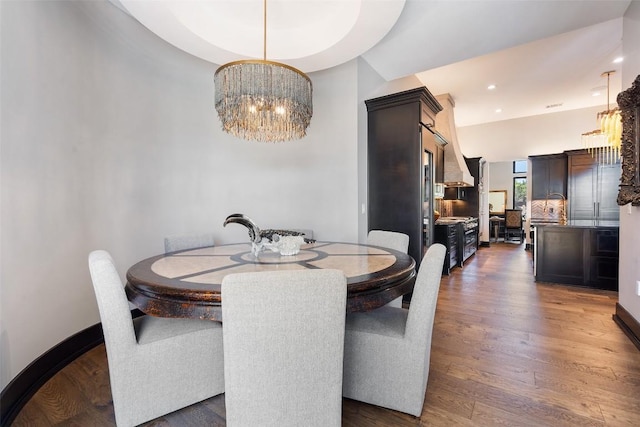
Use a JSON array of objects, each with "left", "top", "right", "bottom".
[
  {"left": 479, "top": 241, "right": 490, "bottom": 248},
  {"left": 613, "top": 303, "right": 640, "bottom": 352},
  {"left": 0, "top": 309, "right": 144, "bottom": 427}
]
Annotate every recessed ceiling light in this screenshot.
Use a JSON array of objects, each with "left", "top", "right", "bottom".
[
  {"left": 613, "top": 56, "right": 624, "bottom": 64},
  {"left": 495, "top": 108, "right": 502, "bottom": 113},
  {"left": 592, "top": 92, "right": 601, "bottom": 97},
  {"left": 487, "top": 84, "right": 496, "bottom": 90}
]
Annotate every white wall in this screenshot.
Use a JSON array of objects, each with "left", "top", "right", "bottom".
[
  {"left": 0, "top": 0, "right": 360, "bottom": 388},
  {"left": 489, "top": 161, "right": 517, "bottom": 210},
  {"left": 458, "top": 105, "right": 607, "bottom": 162},
  {"left": 618, "top": 0, "right": 640, "bottom": 327}
]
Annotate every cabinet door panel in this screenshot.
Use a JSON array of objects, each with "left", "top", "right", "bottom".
[
  {"left": 597, "top": 163, "right": 620, "bottom": 221},
  {"left": 531, "top": 159, "right": 550, "bottom": 200},
  {"left": 530, "top": 156, "right": 567, "bottom": 200},
  {"left": 548, "top": 157, "right": 567, "bottom": 196},
  {"left": 569, "top": 163, "right": 597, "bottom": 220},
  {"left": 536, "top": 227, "right": 584, "bottom": 284},
  {"left": 588, "top": 256, "right": 618, "bottom": 290}
]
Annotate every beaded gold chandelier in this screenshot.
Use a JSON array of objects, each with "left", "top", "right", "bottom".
[
  {"left": 581, "top": 71, "right": 622, "bottom": 164},
  {"left": 214, "top": 0, "right": 313, "bottom": 143}
]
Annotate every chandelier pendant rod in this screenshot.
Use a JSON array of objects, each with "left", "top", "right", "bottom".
[
  {"left": 606, "top": 71, "right": 611, "bottom": 111},
  {"left": 263, "top": 0, "right": 267, "bottom": 61}
]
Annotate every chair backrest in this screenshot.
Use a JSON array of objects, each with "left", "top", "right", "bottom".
[
  {"left": 222, "top": 269, "right": 347, "bottom": 426},
  {"left": 88, "top": 250, "right": 137, "bottom": 355},
  {"left": 164, "top": 232, "right": 215, "bottom": 253},
  {"left": 505, "top": 209, "right": 523, "bottom": 228},
  {"left": 367, "top": 230, "right": 410, "bottom": 253},
  {"left": 405, "top": 243, "right": 446, "bottom": 344}
]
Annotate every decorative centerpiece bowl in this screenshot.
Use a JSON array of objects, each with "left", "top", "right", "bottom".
[
  {"left": 264, "top": 235, "right": 305, "bottom": 256},
  {"left": 223, "top": 213, "right": 315, "bottom": 257}
]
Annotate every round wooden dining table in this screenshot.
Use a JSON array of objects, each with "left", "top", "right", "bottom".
[{"left": 125, "top": 241, "right": 416, "bottom": 321}]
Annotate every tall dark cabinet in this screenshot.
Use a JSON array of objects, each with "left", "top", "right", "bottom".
[
  {"left": 530, "top": 153, "right": 567, "bottom": 200},
  {"left": 366, "top": 87, "right": 443, "bottom": 268}
]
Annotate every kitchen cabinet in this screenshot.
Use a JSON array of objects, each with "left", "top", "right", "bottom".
[
  {"left": 566, "top": 150, "right": 620, "bottom": 223},
  {"left": 434, "top": 224, "right": 458, "bottom": 274},
  {"left": 534, "top": 224, "right": 618, "bottom": 291},
  {"left": 434, "top": 143, "right": 444, "bottom": 183},
  {"left": 366, "top": 87, "right": 444, "bottom": 269},
  {"left": 445, "top": 157, "right": 482, "bottom": 216},
  {"left": 530, "top": 153, "right": 567, "bottom": 200},
  {"left": 587, "top": 228, "right": 619, "bottom": 290}
]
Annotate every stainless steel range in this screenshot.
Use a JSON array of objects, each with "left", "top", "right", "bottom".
[
  {"left": 435, "top": 217, "right": 479, "bottom": 268},
  {"left": 436, "top": 216, "right": 478, "bottom": 227}
]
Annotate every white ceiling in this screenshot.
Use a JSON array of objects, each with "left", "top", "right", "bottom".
[{"left": 111, "top": 0, "right": 634, "bottom": 128}]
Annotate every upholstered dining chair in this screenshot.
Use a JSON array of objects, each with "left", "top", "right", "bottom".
[
  {"left": 342, "top": 243, "right": 446, "bottom": 417},
  {"left": 88, "top": 250, "right": 225, "bottom": 427},
  {"left": 504, "top": 209, "right": 524, "bottom": 243},
  {"left": 164, "top": 232, "right": 215, "bottom": 253},
  {"left": 367, "top": 229, "right": 410, "bottom": 307},
  {"left": 222, "top": 269, "right": 347, "bottom": 427}
]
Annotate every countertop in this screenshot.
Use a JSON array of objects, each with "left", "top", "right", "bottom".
[{"left": 530, "top": 220, "right": 619, "bottom": 228}]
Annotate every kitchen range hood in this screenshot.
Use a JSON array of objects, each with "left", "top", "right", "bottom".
[{"left": 435, "top": 94, "right": 475, "bottom": 187}]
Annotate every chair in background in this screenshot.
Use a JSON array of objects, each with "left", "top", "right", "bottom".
[
  {"left": 88, "top": 250, "right": 224, "bottom": 426},
  {"left": 222, "top": 269, "right": 347, "bottom": 427},
  {"left": 367, "top": 230, "right": 410, "bottom": 308},
  {"left": 164, "top": 232, "right": 215, "bottom": 253},
  {"left": 504, "top": 209, "right": 524, "bottom": 243},
  {"left": 342, "top": 243, "right": 446, "bottom": 417}
]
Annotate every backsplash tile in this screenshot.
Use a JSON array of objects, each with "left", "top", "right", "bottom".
[{"left": 531, "top": 199, "right": 564, "bottom": 222}]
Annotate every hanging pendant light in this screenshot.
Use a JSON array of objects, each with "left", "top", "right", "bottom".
[
  {"left": 581, "top": 71, "right": 622, "bottom": 164},
  {"left": 214, "top": 0, "right": 313, "bottom": 142}
]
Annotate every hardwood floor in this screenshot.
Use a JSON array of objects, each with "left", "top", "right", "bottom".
[{"left": 12, "top": 243, "right": 640, "bottom": 426}]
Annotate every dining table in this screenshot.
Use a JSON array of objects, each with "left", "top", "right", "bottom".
[{"left": 125, "top": 241, "right": 416, "bottom": 321}]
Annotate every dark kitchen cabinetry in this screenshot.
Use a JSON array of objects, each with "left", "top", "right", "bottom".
[
  {"left": 530, "top": 153, "right": 567, "bottom": 200},
  {"left": 587, "top": 228, "right": 619, "bottom": 290},
  {"left": 534, "top": 225, "right": 618, "bottom": 291},
  {"left": 444, "top": 186, "right": 467, "bottom": 200},
  {"left": 434, "top": 224, "right": 458, "bottom": 274},
  {"left": 366, "top": 87, "right": 444, "bottom": 269},
  {"left": 435, "top": 143, "right": 444, "bottom": 183},
  {"left": 444, "top": 157, "right": 482, "bottom": 217},
  {"left": 566, "top": 150, "right": 620, "bottom": 223},
  {"left": 461, "top": 224, "right": 479, "bottom": 264}
]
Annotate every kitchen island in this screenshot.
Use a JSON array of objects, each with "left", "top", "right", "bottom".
[{"left": 533, "top": 222, "right": 619, "bottom": 291}]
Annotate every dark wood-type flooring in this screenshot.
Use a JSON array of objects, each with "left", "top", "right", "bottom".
[{"left": 12, "top": 242, "right": 640, "bottom": 426}]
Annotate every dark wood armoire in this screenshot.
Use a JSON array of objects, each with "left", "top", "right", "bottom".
[{"left": 366, "top": 87, "right": 444, "bottom": 269}]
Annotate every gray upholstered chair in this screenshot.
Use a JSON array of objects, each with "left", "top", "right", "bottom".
[
  {"left": 367, "top": 229, "right": 410, "bottom": 307},
  {"left": 88, "top": 250, "right": 224, "bottom": 426},
  {"left": 342, "top": 243, "right": 446, "bottom": 417},
  {"left": 164, "top": 232, "right": 215, "bottom": 253},
  {"left": 222, "top": 269, "right": 347, "bottom": 427}
]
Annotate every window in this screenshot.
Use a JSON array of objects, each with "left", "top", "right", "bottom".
[
  {"left": 513, "top": 160, "right": 527, "bottom": 174},
  {"left": 513, "top": 177, "right": 527, "bottom": 213}
]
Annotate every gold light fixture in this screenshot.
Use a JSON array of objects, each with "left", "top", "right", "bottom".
[
  {"left": 214, "top": 0, "right": 313, "bottom": 142},
  {"left": 581, "top": 70, "right": 622, "bottom": 164}
]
